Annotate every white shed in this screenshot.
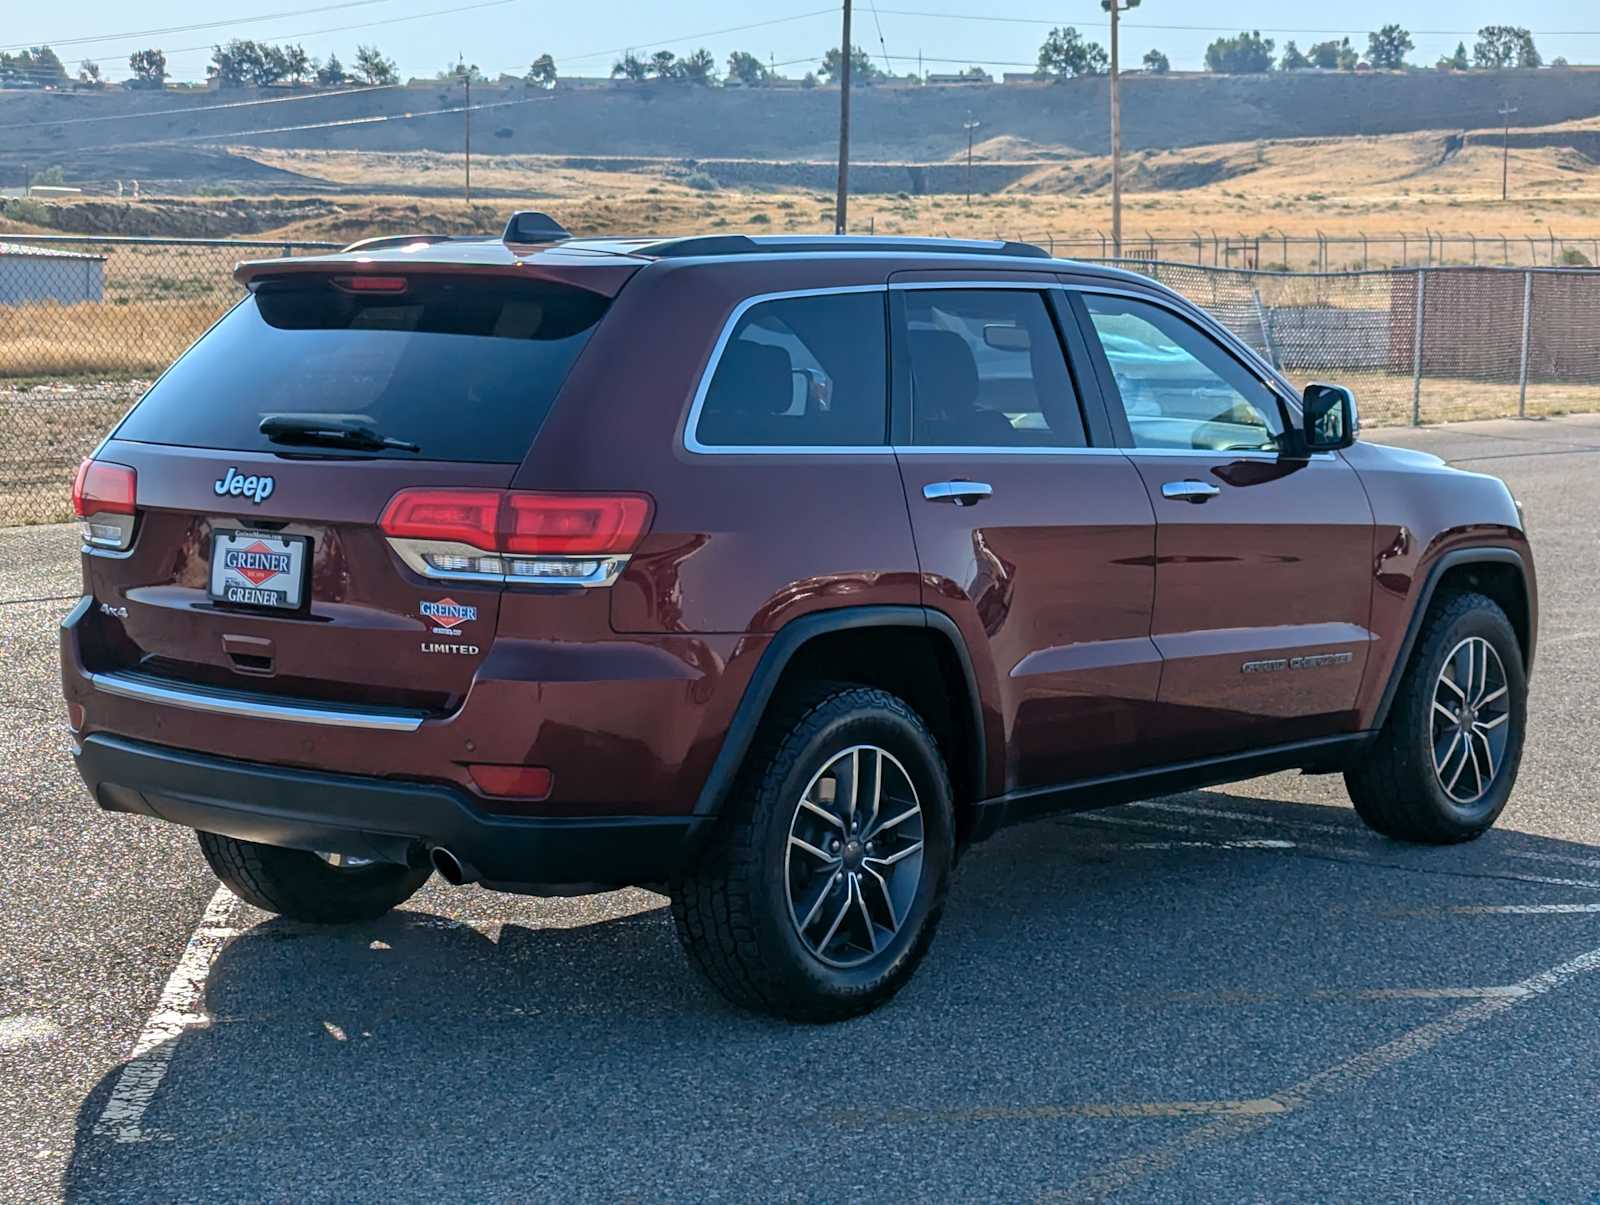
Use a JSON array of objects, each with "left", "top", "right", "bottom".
[{"left": 0, "top": 242, "right": 107, "bottom": 305}]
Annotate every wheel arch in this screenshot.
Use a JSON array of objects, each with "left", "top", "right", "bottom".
[
  {"left": 692, "top": 606, "right": 991, "bottom": 833},
  {"left": 1371, "top": 546, "right": 1534, "bottom": 732}
]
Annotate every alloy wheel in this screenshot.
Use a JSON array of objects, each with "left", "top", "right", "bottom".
[
  {"left": 1430, "top": 636, "right": 1511, "bottom": 805},
  {"left": 785, "top": 744, "right": 926, "bottom": 969}
]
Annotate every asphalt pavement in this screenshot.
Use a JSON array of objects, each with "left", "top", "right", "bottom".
[{"left": 3, "top": 415, "right": 1599, "bottom": 1202}]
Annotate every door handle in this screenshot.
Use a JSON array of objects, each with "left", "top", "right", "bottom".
[
  {"left": 1161, "top": 480, "right": 1221, "bottom": 503},
  {"left": 923, "top": 481, "right": 994, "bottom": 507}
]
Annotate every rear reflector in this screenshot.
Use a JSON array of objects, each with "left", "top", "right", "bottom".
[
  {"left": 381, "top": 489, "right": 652, "bottom": 555},
  {"left": 466, "top": 764, "right": 553, "bottom": 800}
]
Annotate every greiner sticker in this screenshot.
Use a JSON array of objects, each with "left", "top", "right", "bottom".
[{"left": 420, "top": 597, "right": 478, "bottom": 636}]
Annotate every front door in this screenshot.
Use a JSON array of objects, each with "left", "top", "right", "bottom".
[
  {"left": 1072, "top": 288, "right": 1375, "bottom": 762},
  {"left": 890, "top": 282, "right": 1162, "bottom": 792}
]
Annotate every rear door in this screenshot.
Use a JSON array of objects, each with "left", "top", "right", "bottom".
[
  {"left": 85, "top": 271, "right": 614, "bottom": 713},
  {"left": 1070, "top": 286, "right": 1375, "bottom": 760},
  {"left": 889, "top": 277, "right": 1161, "bottom": 791}
]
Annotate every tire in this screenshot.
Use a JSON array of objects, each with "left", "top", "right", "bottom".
[
  {"left": 1346, "top": 591, "right": 1527, "bottom": 844},
  {"left": 197, "top": 831, "right": 432, "bottom": 923},
  {"left": 671, "top": 684, "right": 956, "bottom": 1023}
]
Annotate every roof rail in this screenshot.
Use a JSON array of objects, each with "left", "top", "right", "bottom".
[
  {"left": 639, "top": 234, "right": 1051, "bottom": 260},
  {"left": 503, "top": 211, "right": 572, "bottom": 244}
]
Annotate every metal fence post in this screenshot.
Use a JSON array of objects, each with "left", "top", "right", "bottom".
[
  {"left": 1411, "top": 269, "right": 1427, "bottom": 426},
  {"left": 1518, "top": 270, "right": 1534, "bottom": 418},
  {"left": 1252, "top": 287, "right": 1279, "bottom": 369}
]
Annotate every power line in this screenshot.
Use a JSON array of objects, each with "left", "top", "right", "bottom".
[
  {"left": 866, "top": 0, "right": 894, "bottom": 77},
  {"left": 0, "top": 83, "right": 402, "bottom": 133},
  {"left": 552, "top": 8, "right": 836, "bottom": 67},
  {"left": 2, "top": 0, "right": 400, "bottom": 53},
  {"left": 870, "top": 9, "right": 1600, "bottom": 37}
]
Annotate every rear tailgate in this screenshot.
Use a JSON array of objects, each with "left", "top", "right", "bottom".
[{"left": 74, "top": 268, "right": 621, "bottom": 715}]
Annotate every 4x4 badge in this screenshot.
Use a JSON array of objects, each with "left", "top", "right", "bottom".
[{"left": 213, "top": 467, "right": 275, "bottom": 504}]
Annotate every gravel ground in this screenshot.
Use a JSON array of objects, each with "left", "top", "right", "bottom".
[{"left": 2, "top": 416, "right": 1598, "bottom": 1202}]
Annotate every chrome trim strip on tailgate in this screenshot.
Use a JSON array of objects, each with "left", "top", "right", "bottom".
[{"left": 88, "top": 672, "right": 426, "bottom": 732}]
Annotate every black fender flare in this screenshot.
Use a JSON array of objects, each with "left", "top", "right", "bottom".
[
  {"left": 1370, "top": 546, "right": 1532, "bottom": 731},
  {"left": 690, "top": 605, "right": 988, "bottom": 821}
]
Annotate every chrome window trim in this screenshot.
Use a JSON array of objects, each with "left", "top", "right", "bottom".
[
  {"left": 887, "top": 279, "right": 1061, "bottom": 290},
  {"left": 682, "top": 284, "right": 891, "bottom": 456},
  {"left": 387, "top": 537, "right": 630, "bottom": 588},
  {"left": 89, "top": 671, "right": 426, "bottom": 732}
]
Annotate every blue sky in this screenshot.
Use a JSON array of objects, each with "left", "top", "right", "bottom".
[{"left": 9, "top": 1, "right": 1599, "bottom": 83}]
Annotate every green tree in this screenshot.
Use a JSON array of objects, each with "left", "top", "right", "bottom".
[
  {"left": 726, "top": 50, "right": 770, "bottom": 85},
  {"left": 1141, "top": 48, "right": 1170, "bottom": 74},
  {"left": 283, "top": 44, "right": 310, "bottom": 85},
  {"left": 1035, "top": 26, "right": 1108, "bottom": 80},
  {"left": 1436, "top": 41, "right": 1470, "bottom": 71},
  {"left": 819, "top": 44, "right": 884, "bottom": 85},
  {"left": 1280, "top": 40, "right": 1311, "bottom": 70},
  {"left": 77, "top": 60, "right": 103, "bottom": 88},
  {"left": 611, "top": 52, "right": 648, "bottom": 81},
  {"left": 438, "top": 57, "right": 484, "bottom": 82},
  {"left": 527, "top": 53, "right": 557, "bottom": 88},
  {"left": 648, "top": 50, "right": 678, "bottom": 78},
  {"left": 353, "top": 44, "right": 398, "bottom": 85},
  {"left": 5, "top": 46, "right": 70, "bottom": 87},
  {"left": 128, "top": 48, "right": 167, "bottom": 89},
  {"left": 1474, "top": 26, "right": 1540, "bottom": 69},
  {"left": 1307, "top": 38, "right": 1358, "bottom": 70},
  {"left": 316, "top": 52, "right": 346, "bottom": 85},
  {"left": 1367, "top": 25, "right": 1414, "bottom": 69},
  {"left": 678, "top": 47, "right": 717, "bottom": 84},
  {"left": 1205, "top": 31, "right": 1276, "bottom": 74},
  {"left": 209, "top": 40, "right": 264, "bottom": 88}
]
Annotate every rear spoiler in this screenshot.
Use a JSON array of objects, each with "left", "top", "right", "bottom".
[{"left": 232, "top": 253, "right": 639, "bottom": 299}]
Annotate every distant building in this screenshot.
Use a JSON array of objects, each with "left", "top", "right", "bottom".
[
  {"left": 0, "top": 243, "right": 106, "bottom": 306},
  {"left": 926, "top": 67, "right": 993, "bottom": 85}
]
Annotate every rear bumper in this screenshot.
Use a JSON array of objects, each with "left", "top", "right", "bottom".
[{"left": 74, "top": 732, "right": 700, "bottom": 892}]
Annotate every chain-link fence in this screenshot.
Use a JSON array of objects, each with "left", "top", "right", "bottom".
[
  {"left": 1030, "top": 232, "right": 1600, "bottom": 272},
  {"left": 1103, "top": 260, "right": 1600, "bottom": 430},
  {"left": 1, "top": 238, "right": 1598, "bottom": 525},
  {"left": 0, "top": 235, "right": 337, "bottom": 525}
]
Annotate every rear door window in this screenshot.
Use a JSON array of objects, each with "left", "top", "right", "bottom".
[
  {"left": 693, "top": 290, "right": 888, "bottom": 448},
  {"left": 115, "top": 276, "right": 610, "bottom": 463},
  {"left": 900, "top": 288, "right": 1088, "bottom": 448}
]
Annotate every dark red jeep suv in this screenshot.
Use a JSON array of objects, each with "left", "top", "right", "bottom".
[{"left": 63, "top": 217, "right": 1536, "bottom": 1020}]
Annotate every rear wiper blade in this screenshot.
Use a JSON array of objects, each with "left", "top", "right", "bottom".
[{"left": 259, "top": 413, "right": 420, "bottom": 453}]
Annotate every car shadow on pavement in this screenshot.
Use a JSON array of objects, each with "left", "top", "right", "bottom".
[{"left": 60, "top": 791, "right": 1600, "bottom": 1201}]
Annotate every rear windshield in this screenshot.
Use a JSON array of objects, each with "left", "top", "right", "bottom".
[{"left": 115, "top": 275, "right": 610, "bottom": 462}]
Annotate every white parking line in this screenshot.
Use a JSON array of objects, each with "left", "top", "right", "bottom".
[
  {"left": 1129, "top": 799, "right": 1364, "bottom": 837},
  {"left": 1453, "top": 902, "right": 1600, "bottom": 915},
  {"left": 1059, "top": 941, "right": 1600, "bottom": 1199},
  {"left": 93, "top": 886, "right": 238, "bottom": 1144},
  {"left": 1507, "top": 849, "right": 1600, "bottom": 870},
  {"left": 1126, "top": 839, "right": 1297, "bottom": 851}
]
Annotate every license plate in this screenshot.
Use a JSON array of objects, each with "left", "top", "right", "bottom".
[{"left": 209, "top": 530, "right": 308, "bottom": 609}]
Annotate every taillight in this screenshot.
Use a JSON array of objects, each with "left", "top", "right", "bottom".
[
  {"left": 379, "top": 489, "right": 653, "bottom": 586},
  {"left": 72, "top": 458, "right": 137, "bottom": 551}
]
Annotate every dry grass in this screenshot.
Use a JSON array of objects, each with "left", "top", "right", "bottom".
[{"left": 0, "top": 300, "right": 220, "bottom": 377}]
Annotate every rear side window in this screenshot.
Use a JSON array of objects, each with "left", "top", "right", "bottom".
[
  {"left": 694, "top": 291, "right": 887, "bottom": 448},
  {"left": 901, "top": 289, "right": 1087, "bottom": 448},
  {"left": 115, "top": 276, "right": 609, "bottom": 462}
]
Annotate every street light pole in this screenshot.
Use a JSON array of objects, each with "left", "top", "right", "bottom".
[
  {"left": 1102, "top": 0, "right": 1140, "bottom": 259},
  {"left": 964, "top": 115, "right": 981, "bottom": 207},
  {"left": 1499, "top": 101, "right": 1517, "bottom": 202},
  {"left": 834, "top": 0, "right": 853, "bottom": 235}
]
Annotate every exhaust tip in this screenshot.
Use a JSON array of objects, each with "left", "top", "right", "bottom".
[{"left": 429, "top": 847, "right": 478, "bottom": 886}]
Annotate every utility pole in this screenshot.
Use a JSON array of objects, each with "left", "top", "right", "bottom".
[
  {"left": 834, "top": 0, "right": 853, "bottom": 234},
  {"left": 963, "top": 115, "right": 981, "bottom": 206},
  {"left": 1102, "top": 0, "right": 1140, "bottom": 258},
  {"left": 1499, "top": 101, "right": 1517, "bottom": 202},
  {"left": 463, "top": 64, "right": 473, "bottom": 208}
]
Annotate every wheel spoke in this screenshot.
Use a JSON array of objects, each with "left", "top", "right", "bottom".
[
  {"left": 1434, "top": 729, "right": 1462, "bottom": 776},
  {"left": 865, "top": 840, "right": 924, "bottom": 869},
  {"left": 799, "top": 797, "right": 844, "bottom": 829},
  {"left": 1432, "top": 700, "right": 1458, "bottom": 725},
  {"left": 817, "top": 882, "right": 853, "bottom": 953},
  {"left": 868, "top": 803, "right": 920, "bottom": 840},
  {"left": 798, "top": 868, "right": 842, "bottom": 930},
  {"left": 1478, "top": 684, "right": 1508, "bottom": 708},
  {"left": 789, "top": 835, "right": 840, "bottom": 865},
  {"left": 861, "top": 862, "right": 899, "bottom": 931},
  {"left": 1437, "top": 672, "right": 1466, "bottom": 702},
  {"left": 1465, "top": 737, "right": 1485, "bottom": 797},
  {"left": 1444, "top": 737, "right": 1472, "bottom": 793},
  {"left": 1473, "top": 727, "right": 1498, "bottom": 781},
  {"left": 844, "top": 748, "right": 860, "bottom": 823},
  {"left": 1475, "top": 713, "right": 1509, "bottom": 731},
  {"left": 851, "top": 874, "right": 878, "bottom": 953}
]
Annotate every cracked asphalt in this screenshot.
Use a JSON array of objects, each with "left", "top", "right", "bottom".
[{"left": 2, "top": 415, "right": 1599, "bottom": 1202}]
